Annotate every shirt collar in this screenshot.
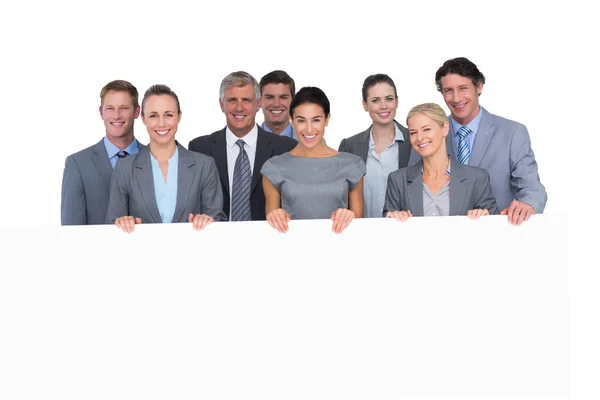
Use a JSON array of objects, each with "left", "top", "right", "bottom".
[
  {"left": 368, "top": 121, "right": 405, "bottom": 149},
  {"left": 450, "top": 106, "right": 484, "bottom": 136},
  {"left": 103, "top": 136, "right": 138, "bottom": 159},
  {"left": 226, "top": 123, "right": 258, "bottom": 150},
  {"left": 261, "top": 121, "right": 294, "bottom": 138}
]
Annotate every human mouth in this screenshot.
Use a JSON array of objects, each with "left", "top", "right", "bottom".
[
  {"left": 303, "top": 134, "right": 317, "bottom": 141},
  {"left": 155, "top": 129, "right": 170, "bottom": 136},
  {"left": 453, "top": 102, "right": 467, "bottom": 110},
  {"left": 417, "top": 141, "right": 431, "bottom": 148},
  {"left": 111, "top": 122, "right": 125, "bottom": 126},
  {"left": 233, "top": 114, "right": 246, "bottom": 120},
  {"left": 270, "top": 110, "right": 283, "bottom": 115},
  {"left": 378, "top": 112, "right": 390, "bottom": 118}
]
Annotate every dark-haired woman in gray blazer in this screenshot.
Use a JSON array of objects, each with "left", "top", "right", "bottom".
[
  {"left": 338, "top": 74, "right": 413, "bottom": 218},
  {"left": 106, "top": 84, "right": 226, "bottom": 232},
  {"left": 383, "top": 103, "right": 498, "bottom": 221}
]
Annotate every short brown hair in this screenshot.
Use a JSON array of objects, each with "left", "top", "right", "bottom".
[
  {"left": 100, "top": 80, "right": 139, "bottom": 109},
  {"left": 259, "top": 70, "right": 295, "bottom": 97}
]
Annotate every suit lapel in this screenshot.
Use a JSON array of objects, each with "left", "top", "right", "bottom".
[
  {"left": 252, "top": 128, "right": 272, "bottom": 193},
  {"left": 92, "top": 139, "right": 113, "bottom": 188},
  {"left": 133, "top": 147, "right": 162, "bottom": 223},
  {"left": 172, "top": 144, "right": 194, "bottom": 223},
  {"left": 449, "top": 160, "right": 468, "bottom": 215},
  {"left": 212, "top": 129, "right": 229, "bottom": 196},
  {"left": 395, "top": 121, "right": 412, "bottom": 169},
  {"left": 358, "top": 129, "right": 370, "bottom": 164},
  {"left": 406, "top": 163, "right": 424, "bottom": 216},
  {"left": 469, "top": 108, "right": 494, "bottom": 167},
  {"left": 446, "top": 120, "right": 457, "bottom": 161}
]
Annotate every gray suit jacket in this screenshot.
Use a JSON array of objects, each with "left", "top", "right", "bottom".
[
  {"left": 105, "top": 143, "right": 226, "bottom": 224},
  {"left": 61, "top": 138, "right": 145, "bottom": 225},
  {"left": 383, "top": 159, "right": 499, "bottom": 216},
  {"left": 409, "top": 108, "right": 547, "bottom": 212},
  {"left": 338, "top": 120, "right": 412, "bottom": 169}
]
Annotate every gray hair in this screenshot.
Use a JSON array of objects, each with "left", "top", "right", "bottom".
[{"left": 219, "top": 71, "right": 260, "bottom": 101}]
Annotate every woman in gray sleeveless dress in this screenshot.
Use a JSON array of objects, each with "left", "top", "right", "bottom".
[{"left": 261, "top": 87, "right": 366, "bottom": 234}]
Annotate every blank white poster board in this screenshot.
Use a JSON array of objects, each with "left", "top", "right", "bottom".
[{"left": 0, "top": 214, "right": 568, "bottom": 399}]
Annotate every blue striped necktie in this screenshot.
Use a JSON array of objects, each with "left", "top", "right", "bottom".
[
  {"left": 231, "top": 139, "right": 252, "bottom": 221},
  {"left": 456, "top": 126, "right": 471, "bottom": 165}
]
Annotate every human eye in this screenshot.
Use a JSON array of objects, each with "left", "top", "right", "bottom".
[
  {"left": 386, "top": 97, "right": 394, "bottom": 102},
  {"left": 371, "top": 98, "right": 379, "bottom": 103},
  {"left": 409, "top": 130, "right": 417, "bottom": 135}
]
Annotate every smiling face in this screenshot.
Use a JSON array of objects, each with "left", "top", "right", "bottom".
[
  {"left": 439, "top": 73, "right": 482, "bottom": 125},
  {"left": 291, "top": 103, "right": 329, "bottom": 148},
  {"left": 407, "top": 112, "right": 448, "bottom": 158},
  {"left": 141, "top": 94, "right": 181, "bottom": 146},
  {"left": 99, "top": 90, "right": 140, "bottom": 142},
  {"left": 363, "top": 82, "right": 398, "bottom": 125},
  {"left": 220, "top": 84, "right": 261, "bottom": 137},
  {"left": 261, "top": 83, "right": 292, "bottom": 131}
]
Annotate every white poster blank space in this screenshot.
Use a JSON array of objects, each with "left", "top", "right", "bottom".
[{"left": 0, "top": 215, "right": 568, "bottom": 399}]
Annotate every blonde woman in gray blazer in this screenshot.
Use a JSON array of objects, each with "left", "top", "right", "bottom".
[
  {"left": 384, "top": 103, "right": 498, "bottom": 221},
  {"left": 106, "top": 84, "right": 226, "bottom": 232}
]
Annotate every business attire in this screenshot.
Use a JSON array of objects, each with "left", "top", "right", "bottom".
[
  {"left": 339, "top": 120, "right": 412, "bottom": 218},
  {"left": 188, "top": 125, "right": 297, "bottom": 221},
  {"left": 408, "top": 107, "right": 547, "bottom": 212},
  {"left": 105, "top": 143, "right": 226, "bottom": 224},
  {"left": 61, "top": 137, "right": 144, "bottom": 225},
  {"left": 261, "top": 152, "right": 366, "bottom": 219},
  {"left": 261, "top": 121, "right": 297, "bottom": 141},
  {"left": 383, "top": 158, "right": 499, "bottom": 216}
]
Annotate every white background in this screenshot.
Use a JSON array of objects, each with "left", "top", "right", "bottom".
[{"left": 0, "top": 0, "right": 597, "bottom": 398}]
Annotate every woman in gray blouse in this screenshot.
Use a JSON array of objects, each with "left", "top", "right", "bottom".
[
  {"left": 383, "top": 103, "right": 498, "bottom": 221},
  {"left": 261, "top": 87, "right": 366, "bottom": 234}
]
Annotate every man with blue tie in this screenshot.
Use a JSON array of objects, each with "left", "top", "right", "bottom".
[
  {"left": 61, "top": 80, "right": 145, "bottom": 225},
  {"left": 434, "top": 57, "right": 547, "bottom": 225}
]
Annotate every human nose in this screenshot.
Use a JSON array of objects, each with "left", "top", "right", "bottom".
[
  {"left": 273, "top": 97, "right": 281, "bottom": 107},
  {"left": 452, "top": 90, "right": 460, "bottom": 103}
]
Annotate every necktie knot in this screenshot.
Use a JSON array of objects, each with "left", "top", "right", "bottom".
[
  {"left": 457, "top": 126, "right": 471, "bottom": 139},
  {"left": 117, "top": 150, "right": 129, "bottom": 159},
  {"left": 235, "top": 139, "right": 246, "bottom": 151}
]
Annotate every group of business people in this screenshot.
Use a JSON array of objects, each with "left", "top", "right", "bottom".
[{"left": 61, "top": 57, "right": 547, "bottom": 234}]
